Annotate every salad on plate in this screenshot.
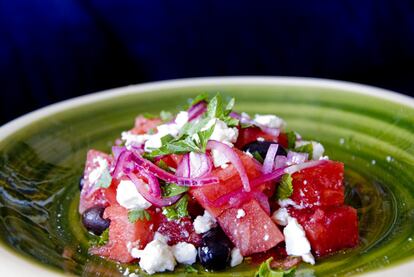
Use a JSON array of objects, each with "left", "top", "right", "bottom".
[{"left": 78, "top": 93, "right": 359, "bottom": 275}]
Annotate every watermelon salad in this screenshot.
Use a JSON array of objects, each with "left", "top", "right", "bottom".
[{"left": 78, "top": 93, "right": 359, "bottom": 275}]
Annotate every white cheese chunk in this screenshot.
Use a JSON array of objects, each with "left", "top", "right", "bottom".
[
  {"left": 295, "top": 140, "right": 325, "bottom": 160},
  {"left": 253, "top": 114, "right": 286, "bottom": 129},
  {"left": 284, "top": 217, "right": 315, "bottom": 265},
  {"left": 230, "top": 248, "right": 243, "bottom": 267},
  {"left": 130, "top": 234, "right": 176, "bottom": 275},
  {"left": 194, "top": 210, "right": 217, "bottom": 234},
  {"left": 121, "top": 131, "right": 149, "bottom": 150},
  {"left": 272, "top": 207, "right": 289, "bottom": 226},
  {"left": 116, "top": 180, "right": 152, "bottom": 210},
  {"left": 172, "top": 242, "right": 197, "bottom": 265},
  {"left": 88, "top": 156, "right": 109, "bottom": 184},
  {"left": 205, "top": 118, "right": 239, "bottom": 146},
  {"left": 211, "top": 148, "right": 230, "bottom": 168}
]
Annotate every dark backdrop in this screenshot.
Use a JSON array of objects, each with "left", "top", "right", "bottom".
[{"left": 1, "top": 0, "right": 413, "bottom": 124}]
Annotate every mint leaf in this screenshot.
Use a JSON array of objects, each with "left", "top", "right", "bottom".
[
  {"left": 157, "top": 159, "right": 171, "bottom": 172},
  {"left": 95, "top": 168, "right": 112, "bottom": 188},
  {"left": 225, "top": 97, "right": 235, "bottom": 115},
  {"left": 285, "top": 131, "right": 297, "bottom": 149},
  {"left": 185, "top": 265, "right": 198, "bottom": 273},
  {"left": 207, "top": 93, "right": 224, "bottom": 119},
  {"left": 128, "top": 209, "right": 151, "bottom": 223},
  {"left": 196, "top": 122, "right": 216, "bottom": 151},
  {"left": 295, "top": 143, "right": 313, "bottom": 158},
  {"left": 276, "top": 174, "right": 293, "bottom": 200},
  {"left": 162, "top": 183, "right": 189, "bottom": 197},
  {"left": 90, "top": 228, "right": 109, "bottom": 246},
  {"left": 160, "top": 110, "right": 173, "bottom": 122},
  {"left": 255, "top": 257, "right": 296, "bottom": 277},
  {"left": 162, "top": 195, "right": 189, "bottom": 220},
  {"left": 223, "top": 116, "right": 239, "bottom": 127}
]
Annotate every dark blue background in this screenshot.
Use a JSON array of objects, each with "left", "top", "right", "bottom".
[{"left": 1, "top": 1, "right": 413, "bottom": 124}]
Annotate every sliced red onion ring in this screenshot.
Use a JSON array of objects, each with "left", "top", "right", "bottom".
[
  {"left": 274, "top": 155, "right": 288, "bottom": 169},
  {"left": 138, "top": 167, "right": 162, "bottom": 198},
  {"left": 188, "top": 101, "right": 207, "bottom": 121},
  {"left": 207, "top": 140, "right": 251, "bottom": 192},
  {"left": 284, "top": 160, "right": 324, "bottom": 175},
  {"left": 262, "top": 144, "right": 279, "bottom": 174},
  {"left": 112, "top": 146, "right": 125, "bottom": 161},
  {"left": 112, "top": 150, "right": 134, "bottom": 179},
  {"left": 128, "top": 173, "right": 181, "bottom": 207},
  {"left": 253, "top": 191, "right": 271, "bottom": 214},
  {"left": 176, "top": 153, "right": 190, "bottom": 178},
  {"left": 188, "top": 152, "right": 213, "bottom": 178},
  {"left": 130, "top": 152, "right": 219, "bottom": 187}
]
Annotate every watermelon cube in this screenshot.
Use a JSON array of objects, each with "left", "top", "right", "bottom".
[
  {"left": 290, "top": 160, "right": 344, "bottom": 208},
  {"left": 218, "top": 199, "right": 284, "bottom": 256},
  {"left": 289, "top": 205, "right": 358, "bottom": 257}
]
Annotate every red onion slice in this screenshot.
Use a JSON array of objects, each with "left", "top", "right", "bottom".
[
  {"left": 176, "top": 153, "right": 190, "bottom": 178},
  {"left": 284, "top": 160, "right": 324, "bottom": 175},
  {"left": 128, "top": 173, "right": 181, "bottom": 207},
  {"left": 286, "top": 151, "right": 308, "bottom": 165},
  {"left": 138, "top": 167, "right": 162, "bottom": 198},
  {"left": 112, "top": 150, "right": 134, "bottom": 179},
  {"left": 262, "top": 144, "right": 279, "bottom": 174},
  {"left": 253, "top": 191, "right": 271, "bottom": 215},
  {"left": 188, "top": 101, "right": 207, "bottom": 121},
  {"left": 130, "top": 152, "right": 219, "bottom": 187},
  {"left": 274, "top": 155, "right": 288, "bottom": 169},
  {"left": 207, "top": 140, "right": 251, "bottom": 192}
]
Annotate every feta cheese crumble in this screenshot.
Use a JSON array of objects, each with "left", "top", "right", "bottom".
[
  {"left": 194, "top": 210, "right": 217, "bottom": 234},
  {"left": 88, "top": 156, "right": 109, "bottom": 184},
  {"left": 230, "top": 248, "right": 243, "bottom": 267},
  {"left": 236, "top": 209, "right": 246, "bottom": 219},
  {"left": 131, "top": 233, "right": 176, "bottom": 275},
  {"left": 116, "top": 180, "right": 152, "bottom": 210},
  {"left": 272, "top": 208, "right": 315, "bottom": 265},
  {"left": 295, "top": 140, "right": 325, "bottom": 160},
  {"left": 172, "top": 242, "right": 197, "bottom": 265},
  {"left": 205, "top": 118, "right": 239, "bottom": 146},
  {"left": 254, "top": 114, "right": 286, "bottom": 129}
]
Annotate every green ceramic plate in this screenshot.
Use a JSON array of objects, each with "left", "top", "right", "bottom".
[{"left": 1, "top": 77, "right": 414, "bottom": 277}]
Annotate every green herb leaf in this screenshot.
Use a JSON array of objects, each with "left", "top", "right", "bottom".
[
  {"left": 128, "top": 209, "right": 151, "bottom": 223},
  {"left": 160, "top": 110, "right": 173, "bottom": 122},
  {"left": 276, "top": 174, "right": 293, "bottom": 200},
  {"left": 184, "top": 265, "right": 199, "bottom": 273},
  {"left": 162, "top": 183, "right": 189, "bottom": 197},
  {"left": 252, "top": 151, "right": 264, "bottom": 163},
  {"left": 95, "top": 168, "right": 112, "bottom": 188},
  {"left": 223, "top": 116, "right": 239, "bottom": 127},
  {"left": 207, "top": 93, "right": 224, "bottom": 119},
  {"left": 286, "top": 131, "right": 297, "bottom": 149},
  {"left": 255, "top": 257, "right": 296, "bottom": 277},
  {"left": 196, "top": 122, "right": 216, "bottom": 151},
  {"left": 157, "top": 160, "right": 171, "bottom": 172},
  {"left": 162, "top": 195, "right": 189, "bottom": 220},
  {"left": 295, "top": 143, "right": 314, "bottom": 159},
  {"left": 90, "top": 228, "right": 109, "bottom": 247},
  {"left": 189, "top": 93, "right": 209, "bottom": 106},
  {"left": 225, "top": 97, "right": 235, "bottom": 115}
]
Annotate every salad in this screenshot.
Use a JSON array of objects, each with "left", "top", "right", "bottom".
[{"left": 78, "top": 93, "right": 358, "bottom": 275}]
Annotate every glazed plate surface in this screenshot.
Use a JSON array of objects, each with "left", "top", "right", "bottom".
[{"left": 0, "top": 77, "right": 414, "bottom": 276}]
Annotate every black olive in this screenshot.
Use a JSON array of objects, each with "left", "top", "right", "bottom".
[
  {"left": 243, "top": 141, "right": 287, "bottom": 160},
  {"left": 82, "top": 206, "right": 110, "bottom": 235},
  {"left": 79, "top": 176, "right": 85, "bottom": 191},
  {"left": 198, "top": 228, "right": 232, "bottom": 271}
]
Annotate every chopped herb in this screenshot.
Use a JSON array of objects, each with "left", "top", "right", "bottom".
[
  {"left": 95, "top": 168, "right": 112, "bottom": 188},
  {"left": 184, "top": 265, "right": 199, "bottom": 273},
  {"left": 295, "top": 143, "right": 313, "bottom": 159},
  {"left": 162, "top": 195, "right": 189, "bottom": 220},
  {"left": 90, "top": 228, "right": 109, "bottom": 246},
  {"left": 160, "top": 110, "right": 173, "bottom": 122},
  {"left": 252, "top": 151, "right": 264, "bottom": 163},
  {"left": 157, "top": 160, "right": 171, "bottom": 172},
  {"left": 128, "top": 209, "right": 151, "bottom": 223},
  {"left": 286, "top": 131, "right": 297, "bottom": 149},
  {"left": 255, "top": 257, "right": 296, "bottom": 277},
  {"left": 189, "top": 93, "right": 209, "bottom": 106},
  {"left": 276, "top": 174, "right": 293, "bottom": 200},
  {"left": 196, "top": 122, "right": 216, "bottom": 151},
  {"left": 206, "top": 94, "right": 238, "bottom": 127},
  {"left": 162, "top": 183, "right": 189, "bottom": 197}
]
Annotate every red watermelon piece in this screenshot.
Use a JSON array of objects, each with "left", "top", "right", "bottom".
[
  {"left": 131, "top": 116, "right": 162, "bottom": 134},
  {"left": 157, "top": 216, "right": 202, "bottom": 246},
  {"left": 190, "top": 149, "right": 272, "bottom": 217},
  {"left": 79, "top": 150, "right": 113, "bottom": 214},
  {"left": 235, "top": 127, "right": 279, "bottom": 149},
  {"left": 289, "top": 205, "right": 359, "bottom": 257},
  {"left": 290, "top": 161, "right": 344, "bottom": 208},
  {"left": 89, "top": 205, "right": 159, "bottom": 263},
  {"left": 217, "top": 199, "right": 284, "bottom": 256}
]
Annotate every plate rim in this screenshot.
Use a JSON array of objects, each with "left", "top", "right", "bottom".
[{"left": 0, "top": 76, "right": 413, "bottom": 277}]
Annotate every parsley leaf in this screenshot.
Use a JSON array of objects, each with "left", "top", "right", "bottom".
[
  {"left": 276, "top": 174, "right": 293, "bottom": 200},
  {"left": 90, "top": 228, "right": 109, "bottom": 246},
  {"left": 95, "top": 168, "right": 112, "bottom": 188},
  {"left": 196, "top": 122, "right": 216, "bottom": 151},
  {"left": 295, "top": 143, "right": 313, "bottom": 159},
  {"left": 162, "top": 194, "right": 189, "bottom": 220},
  {"left": 128, "top": 209, "right": 151, "bottom": 223},
  {"left": 206, "top": 94, "right": 238, "bottom": 127},
  {"left": 184, "top": 265, "right": 198, "bottom": 273},
  {"left": 285, "top": 131, "right": 297, "bottom": 149},
  {"left": 156, "top": 159, "right": 171, "bottom": 172},
  {"left": 162, "top": 183, "right": 189, "bottom": 197},
  {"left": 255, "top": 257, "right": 296, "bottom": 277}
]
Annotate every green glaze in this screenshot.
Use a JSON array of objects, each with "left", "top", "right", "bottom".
[{"left": 1, "top": 79, "right": 414, "bottom": 276}]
